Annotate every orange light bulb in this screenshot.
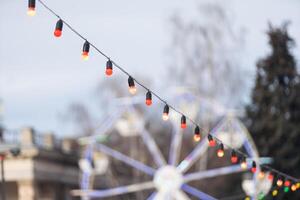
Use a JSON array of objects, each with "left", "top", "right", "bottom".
[
  {"left": 145, "top": 91, "right": 152, "bottom": 106},
  {"left": 180, "top": 115, "right": 186, "bottom": 129},
  {"left": 82, "top": 41, "right": 90, "bottom": 60},
  {"left": 106, "top": 68, "right": 113, "bottom": 76},
  {"left": 82, "top": 52, "right": 89, "bottom": 60},
  {"left": 258, "top": 171, "right": 265, "bottom": 179},
  {"left": 291, "top": 184, "right": 297, "bottom": 192},
  {"left": 106, "top": 60, "right": 113, "bottom": 76},
  {"left": 194, "top": 126, "right": 201, "bottom": 142},
  {"left": 277, "top": 179, "right": 283, "bottom": 187},
  {"left": 194, "top": 134, "right": 201, "bottom": 142}
]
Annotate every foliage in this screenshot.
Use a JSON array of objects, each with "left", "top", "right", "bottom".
[{"left": 246, "top": 23, "right": 300, "bottom": 200}]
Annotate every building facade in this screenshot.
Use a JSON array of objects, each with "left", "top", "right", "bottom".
[{"left": 0, "top": 127, "right": 80, "bottom": 200}]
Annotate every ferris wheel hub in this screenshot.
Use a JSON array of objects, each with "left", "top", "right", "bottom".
[{"left": 154, "top": 165, "right": 183, "bottom": 192}]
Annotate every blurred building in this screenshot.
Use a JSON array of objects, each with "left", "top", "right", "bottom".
[{"left": 0, "top": 127, "right": 80, "bottom": 200}]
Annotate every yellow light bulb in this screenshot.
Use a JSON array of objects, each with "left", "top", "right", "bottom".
[
  {"left": 241, "top": 162, "right": 247, "bottom": 170},
  {"left": 82, "top": 54, "right": 89, "bottom": 60},
  {"left": 272, "top": 189, "right": 278, "bottom": 196},
  {"left": 217, "top": 150, "right": 224, "bottom": 158},
  {"left": 27, "top": 8, "right": 36, "bottom": 16},
  {"left": 129, "top": 86, "right": 137, "bottom": 95},
  {"left": 162, "top": 113, "right": 169, "bottom": 121}
]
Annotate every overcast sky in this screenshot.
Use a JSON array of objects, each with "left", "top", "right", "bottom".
[{"left": 0, "top": 0, "right": 299, "bottom": 136}]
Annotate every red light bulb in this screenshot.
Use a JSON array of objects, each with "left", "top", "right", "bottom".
[
  {"left": 145, "top": 91, "right": 152, "bottom": 106},
  {"left": 268, "top": 173, "right": 274, "bottom": 181},
  {"left": 251, "top": 161, "right": 257, "bottom": 173},
  {"left": 82, "top": 41, "right": 90, "bottom": 60},
  {"left": 284, "top": 180, "right": 291, "bottom": 187},
  {"left": 106, "top": 60, "right": 113, "bottom": 76},
  {"left": 54, "top": 19, "right": 63, "bottom": 37},
  {"left": 208, "top": 134, "right": 216, "bottom": 147},
  {"left": 181, "top": 115, "right": 186, "bottom": 129},
  {"left": 231, "top": 150, "right": 238, "bottom": 163}
]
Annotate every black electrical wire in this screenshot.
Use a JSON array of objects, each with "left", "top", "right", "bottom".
[{"left": 35, "top": 0, "right": 299, "bottom": 183}]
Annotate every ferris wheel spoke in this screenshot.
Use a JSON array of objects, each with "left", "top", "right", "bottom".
[
  {"left": 78, "top": 108, "right": 124, "bottom": 145},
  {"left": 146, "top": 192, "right": 157, "bottom": 200},
  {"left": 177, "top": 118, "right": 225, "bottom": 173},
  {"left": 183, "top": 164, "right": 245, "bottom": 183},
  {"left": 176, "top": 139, "right": 208, "bottom": 173},
  {"left": 80, "top": 146, "right": 94, "bottom": 190},
  {"left": 173, "top": 190, "right": 191, "bottom": 200},
  {"left": 140, "top": 129, "right": 167, "bottom": 167},
  {"left": 168, "top": 124, "right": 182, "bottom": 166},
  {"left": 96, "top": 143, "right": 156, "bottom": 175},
  {"left": 71, "top": 181, "right": 155, "bottom": 198},
  {"left": 181, "top": 184, "right": 217, "bottom": 200}
]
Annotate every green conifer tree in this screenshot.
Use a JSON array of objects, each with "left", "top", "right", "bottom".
[{"left": 246, "top": 23, "right": 300, "bottom": 199}]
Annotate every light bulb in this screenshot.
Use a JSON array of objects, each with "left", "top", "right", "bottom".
[
  {"left": 268, "top": 173, "right": 274, "bottom": 181},
  {"left": 27, "top": 0, "right": 36, "bottom": 16},
  {"left": 106, "top": 60, "right": 113, "bottom": 76},
  {"left": 194, "top": 126, "right": 201, "bottom": 142},
  {"left": 162, "top": 105, "right": 169, "bottom": 121},
  {"left": 240, "top": 157, "right": 247, "bottom": 170},
  {"left": 231, "top": 150, "right": 238, "bottom": 163},
  {"left": 251, "top": 161, "right": 256, "bottom": 173},
  {"left": 272, "top": 189, "right": 278, "bottom": 196},
  {"left": 277, "top": 179, "right": 283, "bottom": 187},
  {"left": 180, "top": 115, "right": 186, "bottom": 129},
  {"left": 217, "top": 144, "right": 224, "bottom": 157},
  {"left": 145, "top": 91, "right": 152, "bottom": 106},
  {"left": 128, "top": 76, "right": 136, "bottom": 94},
  {"left": 194, "top": 134, "right": 201, "bottom": 142},
  {"left": 258, "top": 171, "right": 265, "bottom": 179},
  {"left": 82, "top": 41, "right": 90, "bottom": 60},
  {"left": 284, "top": 180, "right": 291, "bottom": 187},
  {"left": 54, "top": 19, "right": 63, "bottom": 37},
  {"left": 208, "top": 134, "right": 216, "bottom": 147}
]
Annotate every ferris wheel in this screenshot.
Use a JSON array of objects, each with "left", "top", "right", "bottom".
[{"left": 71, "top": 89, "right": 272, "bottom": 200}]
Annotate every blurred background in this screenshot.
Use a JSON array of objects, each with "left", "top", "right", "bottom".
[{"left": 0, "top": 0, "right": 299, "bottom": 199}]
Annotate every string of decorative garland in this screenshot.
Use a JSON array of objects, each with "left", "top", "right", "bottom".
[{"left": 26, "top": 0, "right": 300, "bottom": 196}]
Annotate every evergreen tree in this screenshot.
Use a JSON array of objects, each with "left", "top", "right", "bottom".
[{"left": 246, "top": 23, "right": 300, "bottom": 199}]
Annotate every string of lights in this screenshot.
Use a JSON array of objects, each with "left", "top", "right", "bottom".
[{"left": 26, "top": 0, "right": 299, "bottom": 196}]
